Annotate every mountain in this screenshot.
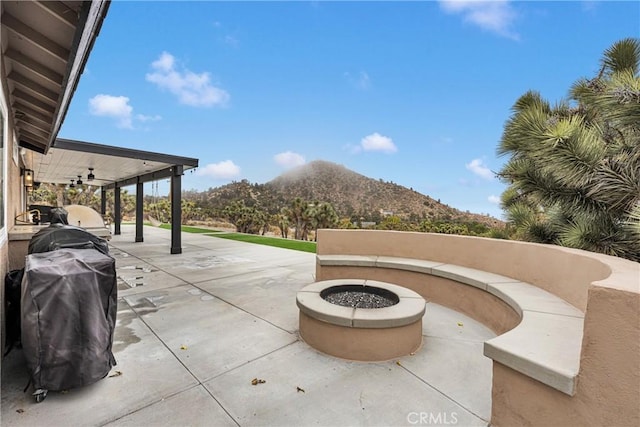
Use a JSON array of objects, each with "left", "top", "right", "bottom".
[{"left": 193, "top": 160, "right": 503, "bottom": 227}]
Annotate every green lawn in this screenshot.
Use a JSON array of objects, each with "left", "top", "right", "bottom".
[
  {"left": 158, "top": 224, "right": 223, "bottom": 234},
  {"left": 157, "top": 224, "right": 316, "bottom": 253},
  {"left": 210, "top": 233, "right": 317, "bottom": 253}
]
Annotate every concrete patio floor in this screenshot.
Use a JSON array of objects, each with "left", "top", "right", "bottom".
[{"left": 1, "top": 225, "right": 495, "bottom": 426}]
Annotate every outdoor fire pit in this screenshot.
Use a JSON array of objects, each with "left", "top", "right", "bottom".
[
  {"left": 321, "top": 284, "right": 399, "bottom": 308},
  {"left": 297, "top": 279, "right": 426, "bottom": 361}
]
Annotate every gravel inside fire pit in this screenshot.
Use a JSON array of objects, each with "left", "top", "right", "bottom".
[{"left": 324, "top": 291, "right": 397, "bottom": 308}]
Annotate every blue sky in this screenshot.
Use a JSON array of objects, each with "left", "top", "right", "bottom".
[{"left": 59, "top": 1, "right": 640, "bottom": 219}]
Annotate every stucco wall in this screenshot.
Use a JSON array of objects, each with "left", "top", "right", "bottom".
[
  {"left": 317, "top": 229, "right": 613, "bottom": 312},
  {"left": 0, "top": 240, "right": 7, "bottom": 358},
  {"left": 2, "top": 93, "right": 24, "bottom": 227},
  {"left": 316, "top": 229, "right": 640, "bottom": 426},
  {"left": 2, "top": 76, "right": 27, "bottom": 358},
  {"left": 299, "top": 311, "right": 422, "bottom": 361},
  {"left": 492, "top": 280, "right": 640, "bottom": 426}
]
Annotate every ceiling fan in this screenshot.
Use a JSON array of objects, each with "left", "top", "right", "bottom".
[{"left": 64, "top": 168, "right": 114, "bottom": 187}]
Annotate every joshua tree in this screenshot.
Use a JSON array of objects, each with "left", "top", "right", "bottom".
[
  {"left": 223, "top": 201, "right": 267, "bottom": 234},
  {"left": 498, "top": 38, "right": 640, "bottom": 261},
  {"left": 283, "top": 198, "right": 340, "bottom": 240},
  {"left": 287, "top": 197, "right": 308, "bottom": 240},
  {"left": 273, "top": 210, "right": 290, "bottom": 238},
  {"left": 312, "top": 202, "right": 339, "bottom": 241}
]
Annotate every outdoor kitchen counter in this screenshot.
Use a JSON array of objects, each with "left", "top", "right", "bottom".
[
  {"left": 8, "top": 224, "right": 112, "bottom": 270},
  {"left": 9, "top": 224, "right": 112, "bottom": 241}
]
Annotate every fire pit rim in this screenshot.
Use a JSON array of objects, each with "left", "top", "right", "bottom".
[{"left": 296, "top": 279, "right": 426, "bottom": 329}]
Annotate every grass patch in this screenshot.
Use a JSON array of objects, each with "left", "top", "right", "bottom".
[
  {"left": 156, "top": 224, "right": 314, "bottom": 252},
  {"left": 210, "top": 233, "right": 317, "bottom": 253},
  {"left": 158, "top": 224, "right": 223, "bottom": 234}
]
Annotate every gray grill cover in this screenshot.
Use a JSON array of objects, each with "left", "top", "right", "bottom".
[
  {"left": 21, "top": 249, "right": 117, "bottom": 391},
  {"left": 28, "top": 224, "right": 109, "bottom": 256}
]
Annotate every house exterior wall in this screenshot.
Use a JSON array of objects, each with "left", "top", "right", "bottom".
[
  {"left": 1, "top": 65, "right": 8, "bottom": 358},
  {"left": 1, "top": 57, "right": 27, "bottom": 358}
]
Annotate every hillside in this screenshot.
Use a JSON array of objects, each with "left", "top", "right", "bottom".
[{"left": 194, "top": 160, "right": 503, "bottom": 227}]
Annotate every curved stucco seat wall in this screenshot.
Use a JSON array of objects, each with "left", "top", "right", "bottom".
[{"left": 315, "top": 229, "right": 640, "bottom": 427}]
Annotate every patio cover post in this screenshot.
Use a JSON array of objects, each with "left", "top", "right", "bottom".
[
  {"left": 135, "top": 179, "right": 144, "bottom": 242},
  {"left": 100, "top": 186, "right": 107, "bottom": 215},
  {"left": 170, "top": 165, "right": 183, "bottom": 254},
  {"left": 114, "top": 184, "right": 121, "bottom": 236}
]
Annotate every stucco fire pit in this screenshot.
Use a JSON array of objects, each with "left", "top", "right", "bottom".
[{"left": 296, "top": 279, "right": 426, "bottom": 361}]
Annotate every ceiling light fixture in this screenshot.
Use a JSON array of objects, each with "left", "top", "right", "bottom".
[
  {"left": 87, "top": 168, "right": 95, "bottom": 181},
  {"left": 76, "top": 175, "right": 83, "bottom": 185},
  {"left": 70, "top": 180, "right": 75, "bottom": 189}
]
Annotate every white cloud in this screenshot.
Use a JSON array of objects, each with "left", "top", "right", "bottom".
[
  {"left": 274, "top": 151, "right": 306, "bottom": 168},
  {"left": 146, "top": 51, "right": 230, "bottom": 107},
  {"left": 439, "top": 0, "right": 518, "bottom": 39},
  {"left": 465, "top": 158, "right": 494, "bottom": 180},
  {"left": 488, "top": 194, "right": 501, "bottom": 204},
  {"left": 88, "top": 94, "right": 133, "bottom": 129},
  {"left": 344, "top": 71, "right": 371, "bottom": 90},
  {"left": 464, "top": 159, "right": 495, "bottom": 180},
  {"left": 223, "top": 35, "right": 240, "bottom": 47},
  {"left": 211, "top": 21, "right": 240, "bottom": 47},
  {"left": 150, "top": 51, "right": 175, "bottom": 73},
  {"left": 360, "top": 132, "right": 398, "bottom": 154},
  {"left": 88, "top": 94, "right": 162, "bottom": 129},
  {"left": 136, "top": 114, "right": 162, "bottom": 122},
  {"left": 196, "top": 160, "right": 241, "bottom": 179}
]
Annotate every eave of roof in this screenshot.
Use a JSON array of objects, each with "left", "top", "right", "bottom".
[{"left": 2, "top": 0, "right": 111, "bottom": 155}]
